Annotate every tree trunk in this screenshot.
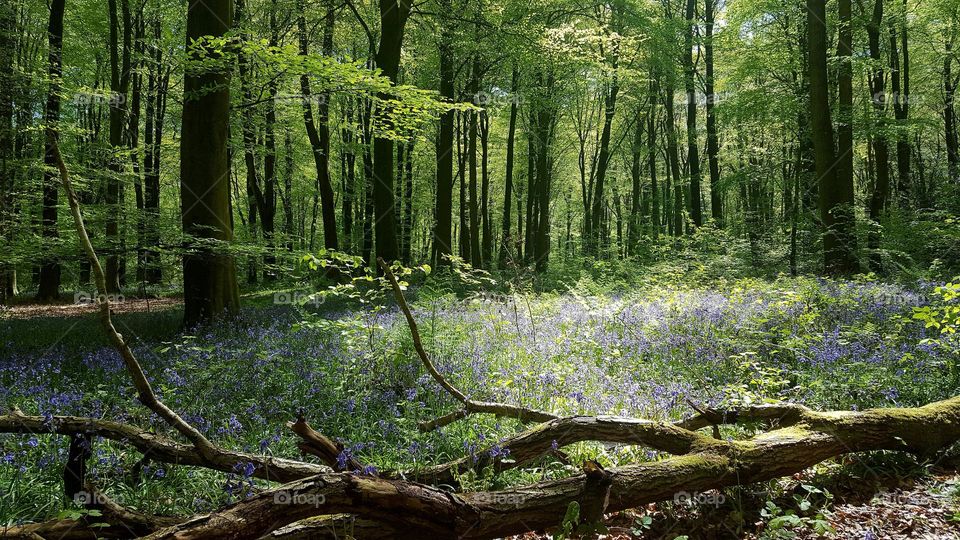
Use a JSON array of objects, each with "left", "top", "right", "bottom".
[
  {"left": 0, "top": 1, "right": 16, "bottom": 302},
  {"left": 705, "top": 0, "right": 722, "bottom": 227},
  {"left": 371, "top": 0, "right": 412, "bottom": 264},
  {"left": 499, "top": 67, "right": 519, "bottom": 267},
  {"left": 105, "top": 0, "right": 131, "bottom": 293},
  {"left": 809, "top": 0, "right": 858, "bottom": 275},
  {"left": 480, "top": 111, "right": 491, "bottom": 265},
  {"left": 684, "top": 0, "right": 702, "bottom": 227},
  {"left": 945, "top": 39, "right": 959, "bottom": 183},
  {"left": 866, "top": 0, "right": 889, "bottom": 272},
  {"left": 298, "top": 0, "right": 338, "bottom": 251},
  {"left": 179, "top": 0, "right": 239, "bottom": 327},
  {"left": 433, "top": 4, "right": 455, "bottom": 266},
  {"left": 37, "top": 0, "right": 66, "bottom": 302}
]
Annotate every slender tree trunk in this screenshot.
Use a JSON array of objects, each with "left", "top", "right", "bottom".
[
  {"left": 283, "top": 132, "right": 295, "bottom": 251},
  {"left": 0, "top": 1, "right": 17, "bottom": 302},
  {"left": 372, "top": 0, "right": 412, "bottom": 264},
  {"left": 664, "top": 83, "right": 683, "bottom": 236},
  {"left": 298, "top": 0, "right": 338, "bottom": 251},
  {"left": 433, "top": 5, "right": 455, "bottom": 266},
  {"left": 705, "top": 0, "right": 722, "bottom": 227},
  {"left": 105, "top": 0, "right": 131, "bottom": 293},
  {"left": 142, "top": 15, "right": 164, "bottom": 284},
  {"left": 402, "top": 140, "right": 414, "bottom": 263},
  {"left": 499, "top": 67, "right": 519, "bottom": 267},
  {"left": 866, "top": 0, "right": 889, "bottom": 272},
  {"left": 468, "top": 103, "right": 482, "bottom": 266},
  {"left": 890, "top": 12, "right": 910, "bottom": 203},
  {"left": 37, "top": 0, "right": 66, "bottom": 302},
  {"left": 684, "top": 0, "right": 703, "bottom": 227},
  {"left": 361, "top": 99, "right": 375, "bottom": 265},
  {"left": 180, "top": 0, "right": 240, "bottom": 327},
  {"left": 945, "top": 40, "right": 959, "bottom": 183},
  {"left": 480, "top": 111, "right": 491, "bottom": 265},
  {"left": 648, "top": 94, "right": 660, "bottom": 240},
  {"left": 341, "top": 98, "right": 355, "bottom": 251}
]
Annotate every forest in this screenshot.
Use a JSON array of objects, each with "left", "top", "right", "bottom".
[{"left": 2, "top": 0, "right": 960, "bottom": 537}]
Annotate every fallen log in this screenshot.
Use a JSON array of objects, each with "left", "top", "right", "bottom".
[{"left": 140, "top": 395, "right": 960, "bottom": 539}]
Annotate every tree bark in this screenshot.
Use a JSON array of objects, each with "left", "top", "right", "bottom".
[
  {"left": 298, "top": 0, "right": 338, "bottom": 252},
  {"left": 105, "top": 0, "right": 131, "bottom": 293},
  {"left": 433, "top": 4, "right": 455, "bottom": 266},
  {"left": 37, "top": 0, "right": 66, "bottom": 302},
  {"left": 866, "top": 0, "right": 889, "bottom": 272},
  {"left": 371, "top": 0, "right": 412, "bottom": 264},
  {"left": 705, "top": 0, "right": 722, "bottom": 227},
  {"left": 684, "top": 0, "right": 703, "bottom": 227},
  {"left": 810, "top": 0, "right": 858, "bottom": 275},
  {"left": 179, "top": 0, "right": 240, "bottom": 327},
  {"left": 499, "top": 67, "right": 519, "bottom": 267}
]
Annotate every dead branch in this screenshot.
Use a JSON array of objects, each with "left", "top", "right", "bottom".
[
  {"left": 0, "top": 409, "right": 328, "bottom": 483},
  {"left": 376, "top": 257, "right": 557, "bottom": 431}
]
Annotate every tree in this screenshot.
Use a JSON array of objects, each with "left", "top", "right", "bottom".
[
  {"left": 179, "top": 0, "right": 240, "bottom": 327},
  {"left": 704, "top": 0, "right": 722, "bottom": 226},
  {"left": 808, "top": 0, "right": 857, "bottom": 275},
  {"left": 299, "top": 0, "right": 338, "bottom": 252},
  {"left": 684, "top": 0, "right": 703, "bottom": 227},
  {"left": 37, "top": 0, "right": 66, "bottom": 302},
  {"left": 372, "top": 0, "right": 413, "bottom": 264}
]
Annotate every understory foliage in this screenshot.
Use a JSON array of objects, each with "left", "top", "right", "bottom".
[{"left": 1, "top": 272, "right": 956, "bottom": 526}]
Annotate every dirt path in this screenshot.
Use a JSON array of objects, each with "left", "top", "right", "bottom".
[{"left": 0, "top": 297, "right": 182, "bottom": 320}]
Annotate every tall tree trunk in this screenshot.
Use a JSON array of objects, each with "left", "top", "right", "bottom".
[
  {"left": 259, "top": 3, "right": 279, "bottom": 280},
  {"left": 499, "top": 67, "right": 519, "bottom": 267},
  {"left": 37, "top": 0, "right": 66, "bottom": 302},
  {"left": 808, "top": 0, "right": 858, "bottom": 275},
  {"left": 590, "top": 60, "right": 619, "bottom": 254},
  {"left": 142, "top": 14, "right": 164, "bottom": 285},
  {"left": 236, "top": 0, "right": 260, "bottom": 283},
  {"left": 283, "top": 132, "right": 295, "bottom": 251},
  {"left": 866, "top": 0, "right": 889, "bottom": 272},
  {"left": 480, "top": 111, "right": 491, "bottom": 265},
  {"left": 629, "top": 104, "right": 643, "bottom": 254},
  {"left": 340, "top": 98, "right": 355, "bottom": 251},
  {"left": 945, "top": 39, "right": 959, "bottom": 183},
  {"left": 433, "top": 3, "right": 455, "bottom": 266},
  {"left": 298, "top": 0, "right": 338, "bottom": 251},
  {"left": 0, "top": 1, "right": 17, "bottom": 302},
  {"left": 402, "top": 140, "right": 414, "bottom": 263},
  {"left": 890, "top": 6, "right": 910, "bottom": 203},
  {"left": 467, "top": 91, "right": 482, "bottom": 267},
  {"left": 684, "top": 0, "right": 703, "bottom": 227},
  {"left": 664, "top": 83, "right": 684, "bottom": 236},
  {"left": 704, "top": 0, "right": 722, "bottom": 227},
  {"left": 524, "top": 114, "right": 537, "bottom": 263},
  {"left": 105, "top": 0, "right": 131, "bottom": 293},
  {"left": 372, "top": 0, "right": 412, "bottom": 264},
  {"left": 648, "top": 92, "right": 660, "bottom": 240},
  {"left": 180, "top": 0, "right": 240, "bottom": 327}
]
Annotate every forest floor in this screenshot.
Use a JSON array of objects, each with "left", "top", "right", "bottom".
[{"left": 2, "top": 275, "right": 960, "bottom": 538}]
